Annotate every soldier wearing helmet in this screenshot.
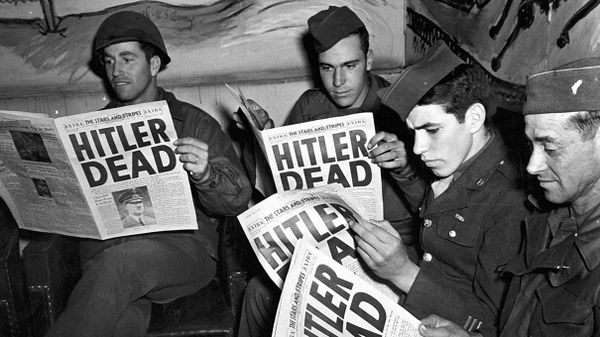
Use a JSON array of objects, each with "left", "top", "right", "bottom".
[{"left": 45, "top": 11, "right": 251, "bottom": 337}]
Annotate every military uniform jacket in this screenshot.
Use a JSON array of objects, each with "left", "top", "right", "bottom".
[
  {"left": 285, "top": 74, "right": 425, "bottom": 243},
  {"left": 400, "top": 134, "right": 528, "bottom": 336},
  {"left": 499, "top": 206, "right": 600, "bottom": 337},
  {"left": 80, "top": 88, "right": 252, "bottom": 263}
]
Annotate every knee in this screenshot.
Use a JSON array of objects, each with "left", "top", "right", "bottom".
[
  {"left": 82, "top": 247, "right": 134, "bottom": 282},
  {"left": 244, "top": 275, "right": 278, "bottom": 311}
]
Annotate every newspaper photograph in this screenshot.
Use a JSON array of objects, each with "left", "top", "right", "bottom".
[
  {"left": 225, "top": 86, "right": 383, "bottom": 220},
  {"left": 0, "top": 101, "right": 197, "bottom": 239},
  {"left": 272, "top": 239, "right": 421, "bottom": 337},
  {"left": 238, "top": 184, "right": 400, "bottom": 301}
]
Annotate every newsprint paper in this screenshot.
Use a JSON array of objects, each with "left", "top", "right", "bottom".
[
  {"left": 0, "top": 101, "right": 197, "bottom": 239},
  {"left": 227, "top": 85, "right": 383, "bottom": 220},
  {"left": 272, "top": 239, "right": 421, "bottom": 337},
  {"left": 237, "top": 184, "right": 400, "bottom": 302}
]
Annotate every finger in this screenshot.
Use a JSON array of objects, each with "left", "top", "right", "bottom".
[
  {"left": 420, "top": 314, "right": 444, "bottom": 327},
  {"left": 367, "top": 131, "right": 397, "bottom": 149},
  {"left": 369, "top": 140, "right": 406, "bottom": 160},
  {"left": 351, "top": 220, "right": 399, "bottom": 259},
  {"left": 370, "top": 219, "right": 402, "bottom": 239},
  {"left": 370, "top": 148, "right": 400, "bottom": 163},
  {"left": 232, "top": 110, "right": 247, "bottom": 129},
  {"left": 355, "top": 241, "right": 382, "bottom": 266},
  {"left": 355, "top": 219, "right": 401, "bottom": 243},
  {"left": 246, "top": 99, "right": 272, "bottom": 130},
  {"left": 173, "top": 137, "right": 208, "bottom": 148}
]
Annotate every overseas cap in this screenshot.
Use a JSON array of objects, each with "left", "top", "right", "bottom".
[
  {"left": 93, "top": 11, "right": 171, "bottom": 66},
  {"left": 308, "top": 6, "right": 365, "bottom": 53},
  {"left": 378, "top": 40, "right": 465, "bottom": 120},
  {"left": 119, "top": 188, "right": 144, "bottom": 205},
  {"left": 523, "top": 57, "right": 600, "bottom": 115}
]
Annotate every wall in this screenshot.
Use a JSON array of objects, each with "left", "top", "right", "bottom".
[
  {"left": 0, "top": 0, "right": 405, "bottom": 136},
  {"left": 406, "top": 0, "right": 600, "bottom": 85}
]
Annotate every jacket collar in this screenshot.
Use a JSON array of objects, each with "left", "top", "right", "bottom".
[
  {"left": 524, "top": 205, "right": 600, "bottom": 286},
  {"left": 361, "top": 73, "right": 389, "bottom": 113}
]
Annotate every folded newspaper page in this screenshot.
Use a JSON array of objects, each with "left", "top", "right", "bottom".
[
  {"left": 226, "top": 85, "right": 383, "bottom": 220},
  {"left": 273, "top": 239, "right": 421, "bottom": 337},
  {"left": 0, "top": 101, "right": 197, "bottom": 239},
  {"left": 238, "top": 184, "right": 400, "bottom": 302}
]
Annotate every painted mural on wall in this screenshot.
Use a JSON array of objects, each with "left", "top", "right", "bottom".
[
  {"left": 406, "top": 0, "right": 600, "bottom": 86},
  {"left": 0, "top": 0, "right": 404, "bottom": 97}
]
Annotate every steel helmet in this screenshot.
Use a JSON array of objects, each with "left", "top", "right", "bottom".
[{"left": 93, "top": 11, "right": 171, "bottom": 66}]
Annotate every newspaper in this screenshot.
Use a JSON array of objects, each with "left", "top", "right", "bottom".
[
  {"left": 227, "top": 84, "right": 383, "bottom": 220},
  {"left": 0, "top": 101, "right": 197, "bottom": 239},
  {"left": 273, "top": 239, "right": 421, "bottom": 337},
  {"left": 238, "top": 184, "right": 400, "bottom": 302}
]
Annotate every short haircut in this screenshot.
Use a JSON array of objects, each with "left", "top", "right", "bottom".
[
  {"left": 417, "top": 64, "right": 490, "bottom": 122},
  {"left": 567, "top": 110, "right": 600, "bottom": 141},
  {"left": 355, "top": 26, "right": 369, "bottom": 55}
]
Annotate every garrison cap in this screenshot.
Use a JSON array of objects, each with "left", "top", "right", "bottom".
[
  {"left": 119, "top": 188, "right": 144, "bottom": 205},
  {"left": 93, "top": 11, "right": 171, "bottom": 66},
  {"left": 308, "top": 6, "right": 365, "bottom": 53},
  {"left": 523, "top": 57, "right": 600, "bottom": 115},
  {"left": 378, "top": 41, "right": 465, "bottom": 120}
]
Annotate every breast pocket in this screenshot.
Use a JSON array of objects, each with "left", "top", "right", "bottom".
[
  {"left": 536, "top": 285, "right": 593, "bottom": 336},
  {"left": 434, "top": 214, "right": 481, "bottom": 248}
]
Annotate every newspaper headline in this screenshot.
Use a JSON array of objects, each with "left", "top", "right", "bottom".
[
  {"left": 272, "top": 239, "right": 421, "bottom": 337},
  {"left": 0, "top": 101, "right": 198, "bottom": 239},
  {"left": 238, "top": 184, "right": 400, "bottom": 302}
]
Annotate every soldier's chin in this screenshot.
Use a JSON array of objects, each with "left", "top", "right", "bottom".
[
  {"left": 332, "top": 96, "right": 355, "bottom": 109},
  {"left": 542, "top": 189, "right": 566, "bottom": 205}
]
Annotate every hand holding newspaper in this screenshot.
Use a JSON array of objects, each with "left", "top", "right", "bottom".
[
  {"left": 226, "top": 85, "right": 383, "bottom": 220},
  {"left": 238, "top": 184, "right": 400, "bottom": 301},
  {"left": 272, "top": 239, "right": 421, "bottom": 337},
  {"left": 0, "top": 101, "right": 197, "bottom": 239}
]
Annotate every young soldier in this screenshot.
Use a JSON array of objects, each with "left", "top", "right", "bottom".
[
  {"left": 45, "top": 11, "right": 251, "bottom": 337},
  {"left": 234, "top": 6, "right": 425, "bottom": 337},
  {"left": 420, "top": 57, "right": 600, "bottom": 337},
  {"left": 351, "top": 41, "right": 529, "bottom": 336}
]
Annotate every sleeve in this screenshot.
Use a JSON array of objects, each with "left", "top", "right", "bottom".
[
  {"left": 284, "top": 95, "right": 309, "bottom": 126},
  {"left": 403, "top": 189, "right": 526, "bottom": 336},
  {"left": 389, "top": 165, "right": 428, "bottom": 213},
  {"left": 189, "top": 115, "right": 252, "bottom": 216}
]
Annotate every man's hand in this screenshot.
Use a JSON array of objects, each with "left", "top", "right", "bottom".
[
  {"left": 174, "top": 137, "right": 211, "bottom": 182},
  {"left": 367, "top": 131, "right": 409, "bottom": 170},
  {"left": 232, "top": 99, "right": 275, "bottom": 131},
  {"left": 419, "top": 315, "right": 479, "bottom": 337},
  {"left": 349, "top": 219, "right": 419, "bottom": 292}
]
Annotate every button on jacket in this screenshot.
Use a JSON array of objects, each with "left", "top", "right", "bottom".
[{"left": 398, "top": 133, "right": 529, "bottom": 336}]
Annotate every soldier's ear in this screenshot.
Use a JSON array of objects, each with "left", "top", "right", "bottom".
[
  {"left": 366, "top": 49, "right": 373, "bottom": 71},
  {"left": 465, "top": 103, "right": 486, "bottom": 134},
  {"left": 150, "top": 55, "right": 161, "bottom": 77}
]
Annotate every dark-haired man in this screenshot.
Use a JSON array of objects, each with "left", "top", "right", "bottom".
[
  {"left": 351, "top": 41, "right": 529, "bottom": 336},
  {"left": 235, "top": 6, "right": 424, "bottom": 337},
  {"left": 45, "top": 11, "right": 251, "bottom": 337},
  {"left": 419, "top": 57, "right": 600, "bottom": 337}
]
